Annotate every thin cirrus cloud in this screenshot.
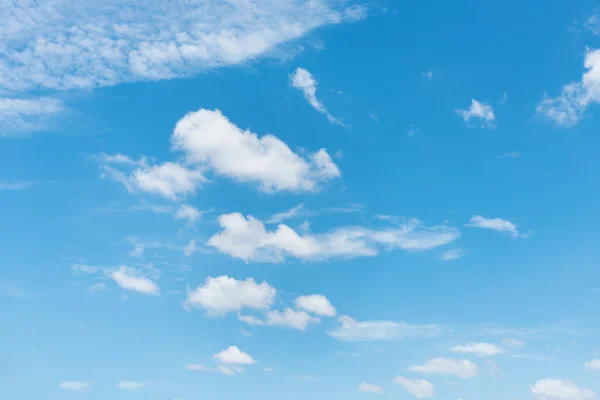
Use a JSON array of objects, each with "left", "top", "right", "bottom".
[
  {"left": 207, "top": 213, "right": 460, "bottom": 263},
  {"left": 530, "top": 379, "right": 595, "bottom": 400},
  {"left": 117, "top": 381, "right": 146, "bottom": 391},
  {"left": 466, "top": 214, "right": 525, "bottom": 238},
  {"left": 449, "top": 342, "right": 504, "bottom": 357},
  {"left": 59, "top": 381, "right": 88, "bottom": 391},
  {"left": 100, "top": 109, "right": 341, "bottom": 198},
  {"left": 0, "top": 97, "right": 65, "bottom": 136},
  {"left": 290, "top": 67, "right": 345, "bottom": 126},
  {"left": 536, "top": 48, "right": 600, "bottom": 126},
  {"left": 454, "top": 99, "right": 496, "bottom": 128},
  {"left": 358, "top": 382, "right": 383, "bottom": 394},
  {"left": 441, "top": 249, "right": 465, "bottom": 261},
  {"left": 0, "top": 180, "right": 33, "bottom": 190},
  {"left": 328, "top": 315, "right": 442, "bottom": 342},
  {"left": 409, "top": 358, "right": 478, "bottom": 379},
  {"left": 394, "top": 377, "right": 434, "bottom": 398}
]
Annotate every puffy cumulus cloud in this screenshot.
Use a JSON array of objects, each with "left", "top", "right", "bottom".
[
  {"left": 59, "top": 381, "right": 88, "bottom": 391},
  {"left": 0, "top": 0, "right": 367, "bottom": 93},
  {"left": 208, "top": 213, "right": 460, "bottom": 263},
  {"left": 466, "top": 215, "right": 524, "bottom": 238},
  {"left": 410, "top": 358, "right": 477, "bottom": 379},
  {"left": 585, "top": 359, "right": 600, "bottom": 370},
  {"left": 0, "top": 97, "right": 65, "bottom": 136},
  {"left": 110, "top": 266, "right": 160, "bottom": 295},
  {"left": 530, "top": 379, "right": 595, "bottom": 400},
  {"left": 265, "top": 308, "right": 320, "bottom": 331},
  {"left": 184, "top": 276, "right": 276, "bottom": 315},
  {"left": 213, "top": 346, "right": 256, "bottom": 365},
  {"left": 455, "top": 99, "right": 496, "bottom": 128},
  {"left": 450, "top": 342, "right": 504, "bottom": 357},
  {"left": 290, "top": 67, "right": 344, "bottom": 126},
  {"left": 394, "top": 377, "right": 434, "bottom": 398},
  {"left": 358, "top": 382, "right": 383, "bottom": 394},
  {"left": 117, "top": 381, "right": 146, "bottom": 391},
  {"left": 328, "top": 315, "right": 442, "bottom": 342},
  {"left": 295, "top": 294, "right": 337, "bottom": 317},
  {"left": 537, "top": 49, "right": 600, "bottom": 126},
  {"left": 171, "top": 109, "right": 340, "bottom": 193}
]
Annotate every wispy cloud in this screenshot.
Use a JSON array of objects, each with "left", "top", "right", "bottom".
[
  {"left": 466, "top": 215, "right": 525, "bottom": 238},
  {"left": 0, "top": 97, "right": 65, "bottom": 136},
  {"left": 0, "top": 181, "right": 33, "bottom": 190},
  {"left": 290, "top": 67, "right": 345, "bottom": 126}
]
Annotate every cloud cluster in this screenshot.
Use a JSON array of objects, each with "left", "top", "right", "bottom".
[
  {"left": 100, "top": 109, "right": 340, "bottom": 198},
  {"left": 537, "top": 48, "right": 600, "bottom": 126},
  {"left": 208, "top": 213, "right": 460, "bottom": 262},
  {"left": 328, "top": 315, "right": 442, "bottom": 342},
  {"left": 530, "top": 379, "right": 595, "bottom": 400}
]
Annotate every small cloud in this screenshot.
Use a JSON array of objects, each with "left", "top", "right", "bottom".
[
  {"left": 501, "top": 338, "right": 524, "bottom": 348},
  {"left": 213, "top": 346, "right": 256, "bottom": 365},
  {"left": 0, "top": 181, "right": 33, "bottom": 190},
  {"left": 130, "top": 245, "right": 144, "bottom": 258},
  {"left": 441, "top": 249, "right": 464, "bottom": 261},
  {"left": 498, "top": 151, "right": 521, "bottom": 159},
  {"left": 71, "top": 264, "right": 99, "bottom": 274},
  {"left": 183, "top": 239, "right": 197, "bottom": 256},
  {"left": 175, "top": 204, "right": 203, "bottom": 223},
  {"left": 394, "top": 377, "right": 434, "bottom": 398},
  {"left": 450, "top": 342, "right": 503, "bottom": 357},
  {"left": 87, "top": 282, "right": 106, "bottom": 294},
  {"left": 422, "top": 69, "right": 434, "bottom": 80},
  {"left": 266, "top": 204, "right": 304, "bottom": 224},
  {"left": 262, "top": 366, "right": 275, "bottom": 372},
  {"left": 500, "top": 92, "right": 509, "bottom": 104},
  {"left": 466, "top": 215, "right": 525, "bottom": 238},
  {"left": 110, "top": 266, "right": 160, "bottom": 295},
  {"left": 59, "top": 381, "right": 88, "bottom": 391},
  {"left": 455, "top": 99, "right": 496, "bottom": 128},
  {"left": 358, "top": 382, "right": 383, "bottom": 394},
  {"left": 290, "top": 67, "right": 345, "bottom": 127},
  {"left": 585, "top": 359, "right": 600, "bottom": 370},
  {"left": 117, "top": 381, "right": 146, "bottom": 391},
  {"left": 409, "top": 358, "right": 478, "bottom": 379},
  {"left": 407, "top": 124, "right": 419, "bottom": 137}
]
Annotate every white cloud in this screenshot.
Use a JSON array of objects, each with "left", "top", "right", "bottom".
[
  {"left": 422, "top": 69, "right": 433, "bottom": 80},
  {"left": 536, "top": 49, "right": 600, "bottom": 126},
  {"left": 117, "top": 381, "right": 145, "bottom": 391},
  {"left": 410, "top": 358, "right": 478, "bottom": 379},
  {"left": 0, "top": 181, "right": 32, "bottom": 190},
  {"left": 441, "top": 249, "right": 464, "bottom": 261},
  {"left": 175, "top": 204, "right": 202, "bottom": 223},
  {"left": 183, "top": 239, "right": 197, "bottom": 256},
  {"left": 295, "top": 294, "right": 337, "bottom": 317},
  {"left": 208, "top": 213, "right": 460, "bottom": 263},
  {"left": 172, "top": 109, "right": 340, "bottom": 193},
  {"left": 87, "top": 282, "right": 107, "bottom": 294},
  {"left": 290, "top": 67, "right": 344, "bottom": 126},
  {"left": 185, "top": 364, "right": 208, "bottom": 371},
  {"left": 130, "top": 245, "right": 144, "bottom": 258},
  {"left": 0, "top": 0, "right": 366, "bottom": 93},
  {"left": 502, "top": 338, "right": 525, "bottom": 348},
  {"left": 450, "top": 342, "right": 503, "bottom": 357},
  {"left": 394, "top": 377, "right": 434, "bottom": 398},
  {"left": 328, "top": 315, "right": 442, "bottom": 342},
  {"left": 498, "top": 151, "right": 521, "bottom": 159},
  {"left": 0, "top": 97, "right": 64, "bottom": 136},
  {"left": 59, "top": 381, "right": 88, "bottom": 391},
  {"left": 238, "top": 314, "right": 266, "bottom": 326},
  {"left": 110, "top": 266, "right": 159, "bottom": 295},
  {"left": 586, "top": 15, "right": 600, "bottom": 35},
  {"left": 266, "top": 203, "right": 304, "bottom": 224},
  {"left": 585, "top": 359, "right": 600, "bottom": 370},
  {"left": 455, "top": 99, "right": 496, "bottom": 128},
  {"left": 71, "top": 264, "right": 98, "bottom": 274},
  {"left": 183, "top": 276, "right": 276, "bottom": 315},
  {"left": 213, "top": 346, "right": 256, "bottom": 365},
  {"left": 530, "top": 379, "right": 595, "bottom": 400},
  {"left": 466, "top": 215, "right": 523, "bottom": 238},
  {"left": 358, "top": 382, "right": 383, "bottom": 394},
  {"left": 265, "top": 308, "right": 320, "bottom": 330}
]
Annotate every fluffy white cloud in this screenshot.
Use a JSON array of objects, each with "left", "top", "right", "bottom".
[
  {"left": 265, "top": 308, "right": 320, "bottom": 330},
  {"left": 450, "top": 342, "right": 503, "bottom": 357},
  {"left": 117, "top": 381, "right": 145, "bottom": 391},
  {"left": 1, "top": 0, "right": 366, "bottom": 93},
  {"left": 208, "top": 213, "right": 460, "bottom": 262},
  {"left": 328, "top": 315, "right": 442, "bottom": 342},
  {"left": 295, "top": 294, "right": 337, "bottom": 317},
  {"left": 455, "top": 99, "right": 496, "bottom": 128},
  {"left": 175, "top": 204, "right": 202, "bottom": 223},
  {"left": 172, "top": 109, "right": 340, "bottom": 193},
  {"left": 585, "top": 359, "right": 600, "bottom": 370},
  {"left": 536, "top": 49, "right": 600, "bottom": 126},
  {"left": 213, "top": 346, "right": 256, "bottom": 365},
  {"left": 59, "top": 381, "right": 88, "bottom": 391},
  {"left": 358, "top": 382, "right": 383, "bottom": 394},
  {"left": 0, "top": 97, "right": 64, "bottom": 136},
  {"left": 394, "top": 377, "right": 434, "bottom": 398},
  {"left": 110, "top": 266, "right": 159, "bottom": 295},
  {"left": 530, "top": 379, "right": 595, "bottom": 400},
  {"left": 410, "top": 358, "right": 478, "bottom": 379},
  {"left": 290, "top": 67, "right": 343, "bottom": 126},
  {"left": 183, "top": 276, "right": 276, "bottom": 315},
  {"left": 466, "top": 215, "right": 523, "bottom": 237},
  {"left": 441, "top": 249, "right": 464, "bottom": 261}
]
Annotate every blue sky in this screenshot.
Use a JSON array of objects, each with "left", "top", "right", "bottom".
[{"left": 1, "top": 0, "right": 600, "bottom": 399}]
